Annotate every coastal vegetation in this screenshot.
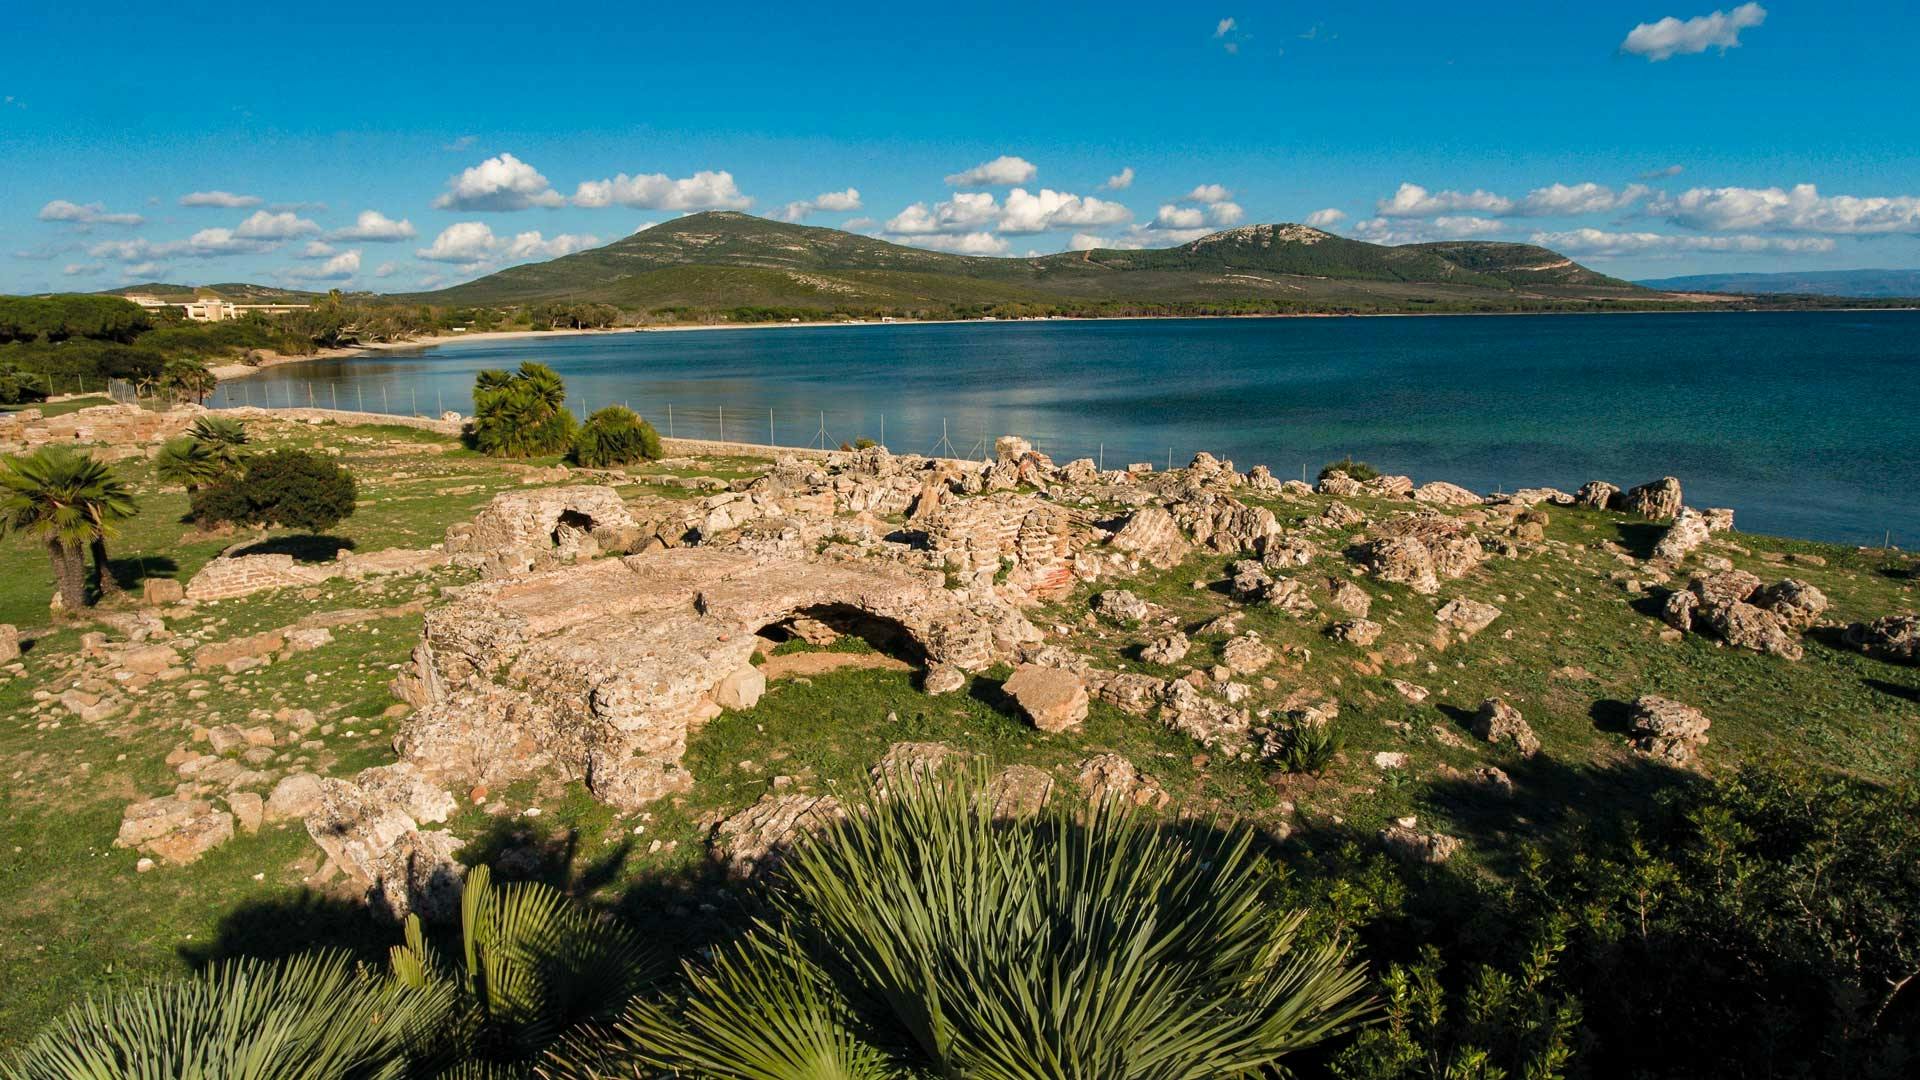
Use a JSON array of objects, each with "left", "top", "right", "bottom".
[
  {"left": 471, "top": 362, "right": 579, "bottom": 457},
  {"left": 190, "top": 448, "right": 358, "bottom": 533},
  {"left": 0, "top": 378, "right": 1915, "bottom": 1077},
  {"left": 571, "top": 405, "right": 662, "bottom": 467}
]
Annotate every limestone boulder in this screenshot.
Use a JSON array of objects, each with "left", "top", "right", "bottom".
[
  {"left": 1575, "top": 481, "right": 1620, "bottom": 510},
  {"left": 1844, "top": 613, "right": 1919, "bottom": 665},
  {"left": 1003, "top": 665, "right": 1089, "bottom": 733},
  {"left": 1325, "top": 578, "right": 1372, "bottom": 618},
  {"left": 1091, "top": 589, "right": 1154, "bottom": 624},
  {"left": 1412, "top": 481, "right": 1481, "bottom": 507},
  {"left": 1435, "top": 598, "right": 1501, "bottom": 642},
  {"left": 1652, "top": 508, "right": 1712, "bottom": 562},
  {"left": 1108, "top": 507, "right": 1191, "bottom": 569},
  {"left": 1329, "top": 619, "right": 1382, "bottom": 646},
  {"left": 1751, "top": 578, "right": 1828, "bottom": 631},
  {"left": 1622, "top": 477, "right": 1684, "bottom": 520},
  {"left": 115, "top": 797, "right": 234, "bottom": 865},
  {"left": 1628, "top": 695, "right": 1712, "bottom": 765},
  {"left": 1140, "top": 631, "right": 1190, "bottom": 665},
  {"left": 711, "top": 791, "right": 845, "bottom": 879},
  {"left": 1472, "top": 698, "right": 1540, "bottom": 757},
  {"left": 1076, "top": 753, "right": 1168, "bottom": 808},
  {"left": 1351, "top": 536, "right": 1439, "bottom": 595}
]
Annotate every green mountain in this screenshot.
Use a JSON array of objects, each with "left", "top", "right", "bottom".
[
  {"left": 103, "top": 281, "right": 322, "bottom": 303},
  {"left": 401, "top": 212, "right": 1662, "bottom": 314}
]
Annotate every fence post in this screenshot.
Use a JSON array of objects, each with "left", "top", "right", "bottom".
[
  {"left": 667, "top": 403, "right": 673, "bottom": 438},
  {"left": 769, "top": 408, "right": 774, "bottom": 446}
]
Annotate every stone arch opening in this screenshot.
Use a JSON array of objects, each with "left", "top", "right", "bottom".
[
  {"left": 755, "top": 602, "right": 930, "bottom": 667},
  {"left": 551, "top": 508, "right": 597, "bottom": 546}
]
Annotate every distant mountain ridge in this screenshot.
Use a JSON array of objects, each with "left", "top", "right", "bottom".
[
  {"left": 1636, "top": 269, "right": 1920, "bottom": 299},
  {"left": 391, "top": 211, "right": 1659, "bottom": 312}
]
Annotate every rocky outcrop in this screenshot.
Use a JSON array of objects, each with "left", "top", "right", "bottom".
[
  {"left": 1844, "top": 613, "right": 1919, "bottom": 664},
  {"left": 1350, "top": 513, "right": 1486, "bottom": 595},
  {"left": 1665, "top": 571, "right": 1824, "bottom": 660},
  {"left": 1652, "top": 508, "right": 1713, "bottom": 562},
  {"left": 1575, "top": 481, "right": 1620, "bottom": 510},
  {"left": 1472, "top": 698, "right": 1540, "bottom": 757},
  {"left": 1622, "top": 477, "right": 1684, "bottom": 520},
  {"left": 1107, "top": 506, "right": 1192, "bottom": 569},
  {"left": 1435, "top": 598, "right": 1501, "bottom": 643},
  {"left": 1002, "top": 665, "right": 1089, "bottom": 732},
  {"left": 711, "top": 790, "right": 845, "bottom": 879},
  {"left": 1628, "top": 696, "right": 1712, "bottom": 765},
  {"left": 395, "top": 546, "right": 1040, "bottom": 811},
  {"left": 115, "top": 796, "right": 234, "bottom": 865},
  {"left": 1412, "top": 481, "right": 1481, "bottom": 507},
  {"left": 1380, "top": 819, "right": 1461, "bottom": 864},
  {"left": 444, "top": 485, "right": 639, "bottom": 577},
  {"left": 302, "top": 762, "right": 463, "bottom": 921}
]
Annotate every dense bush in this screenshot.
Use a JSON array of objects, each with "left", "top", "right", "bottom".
[
  {"left": 571, "top": 405, "right": 662, "bottom": 467},
  {"left": 472, "top": 362, "right": 578, "bottom": 457},
  {"left": 191, "top": 449, "right": 356, "bottom": 532},
  {"left": 0, "top": 365, "right": 49, "bottom": 406},
  {"left": 1320, "top": 457, "right": 1381, "bottom": 482},
  {"left": 0, "top": 295, "right": 150, "bottom": 344}
]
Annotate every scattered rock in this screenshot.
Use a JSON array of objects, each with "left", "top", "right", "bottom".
[
  {"left": 115, "top": 797, "right": 233, "bottom": 865},
  {"left": 711, "top": 790, "right": 845, "bottom": 879},
  {"left": 713, "top": 665, "right": 768, "bottom": 711},
  {"left": 1140, "top": 631, "right": 1190, "bottom": 665},
  {"left": 1472, "top": 698, "right": 1540, "bottom": 757},
  {"left": 1434, "top": 597, "right": 1501, "bottom": 642},
  {"left": 1091, "top": 589, "right": 1154, "bottom": 624},
  {"left": 1844, "top": 613, "right": 1919, "bottom": 665},
  {"left": 1075, "top": 753, "right": 1168, "bottom": 808},
  {"left": 1652, "top": 507, "right": 1712, "bottom": 561},
  {"left": 986, "top": 765, "right": 1055, "bottom": 819},
  {"left": 1380, "top": 820, "right": 1460, "bottom": 864},
  {"left": 1002, "top": 664, "right": 1089, "bottom": 732},
  {"left": 923, "top": 664, "right": 967, "bottom": 695},
  {"left": 1325, "top": 578, "right": 1372, "bottom": 618},
  {"left": 1220, "top": 634, "right": 1275, "bottom": 674},
  {"left": 1628, "top": 695, "right": 1712, "bottom": 765},
  {"left": 1328, "top": 619, "right": 1382, "bottom": 646},
  {"left": 1622, "top": 477, "right": 1684, "bottom": 520}
]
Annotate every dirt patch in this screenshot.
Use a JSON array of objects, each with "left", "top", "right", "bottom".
[{"left": 759, "top": 651, "right": 914, "bottom": 681}]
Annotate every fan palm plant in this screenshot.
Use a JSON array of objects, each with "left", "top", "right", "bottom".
[
  {"left": 0, "top": 447, "right": 138, "bottom": 609},
  {"left": 389, "top": 865, "right": 663, "bottom": 1076},
  {"left": 0, "top": 950, "right": 448, "bottom": 1080},
  {"left": 471, "top": 363, "right": 577, "bottom": 458},
  {"left": 566, "top": 771, "right": 1376, "bottom": 1079},
  {"left": 188, "top": 414, "right": 252, "bottom": 474},
  {"left": 155, "top": 435, "right": 221, "bottom": 492}
]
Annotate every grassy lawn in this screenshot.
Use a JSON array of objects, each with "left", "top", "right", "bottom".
[{"left": 0, "top": 417, "right": 1915, "bottom": 1048}]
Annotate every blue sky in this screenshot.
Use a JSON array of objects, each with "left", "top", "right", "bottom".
[{"left": 4, "top": 1, "right": 1917, "bottom": 294}]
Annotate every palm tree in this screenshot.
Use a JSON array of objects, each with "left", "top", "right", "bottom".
[
  {"left": 567, "top": 771, "right": 1377, "bottom": 1079},
  {"left": 160, "top": 357, "right": 218, "bottom": 404},
  {"left": 472, "top": 362, "right": 576, "bottom": 457},
  {"left": 187, "top": 414, "right": 250, "bottom": 475},
  {"left": 155, "top": 435, "right": 220, "bottom": 492},
  {"left": 0, "top": 448, "right": 137, "bottom": 610}
]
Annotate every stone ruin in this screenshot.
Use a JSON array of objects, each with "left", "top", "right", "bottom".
[
  {"left": 444, "top": 485, "right": 642, "bottom": 577},
  {"left": 392, "top": 546, "right": 1042, "bottom": 809}
]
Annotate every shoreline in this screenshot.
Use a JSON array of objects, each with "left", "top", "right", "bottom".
[{"left": 208, "top": 304, "right": 1920, "bottom": 381}]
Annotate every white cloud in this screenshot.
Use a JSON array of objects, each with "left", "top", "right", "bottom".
[
  {"left": 998, "top": 189, "right": 1132, "bottom": 233},
  {"left": 374, "top": 262, "right": 399, "bottom": 278},
  {"left": 1518, "top": 182, "right": 1651, "bottom": 216},
  {"left": 1650, "top": 183, "right": 1920, "bottom": 235},
  {"left": 943, "top": 155, "right": 1037, "bottom": 188},
  {"left": 1622, "top": 3, "right": 1766, "bottom": 62},
  {"left": 571, "top": 170, "right": 751, "bottom": 211},
  {"left": 289, "top": 249, "right": 361, "bottom": 281},
  {"left": 1640, "top": 164, "right": 1686, "bottom": 180},
  {"left": 1215, "top": 17, "right": 1235, "bottom": 37},
  {"left": 1069, "top": 233, "right": 1108, "bottom": 250},
  {"left": 297, "top": 241, "right": 338, "bottom": 259},
  {"left": 443, "top": 135, "right": 478, "bottom": 152},
  {"left": 180, "top": 190, "right": 262, "bottom": 208},
  {"left": 1206, "top": 202, "right": 1244, "bottom": 226},
  {"left": 416, "top": 222, "right": 499, "bottom": 264},
  {"left": 504, "top": 231, "right": 601, "bottom": 260},
  {"left": 1185, "top": 183, "right": 1233, "bottom": 204},
  {"left": 1152, "top": 204, "right": 1207, "bottom": 229},
  {"left": 1305, "top": 208, "right": 1347, "bottom": 227},
  {"left": 775, "top": 188, "right": 863, "bottom": 221},
  {"left": 885, "top": 192, "right": 1001, "bottom": 234},
  {"left": 330, "top": 209, "right": 417, "bottom": 241},
  {"left": 233, "top": 210, "right": 320, "bottom": 239},
  {"left": 1376, "top": 183, "right": 1515, "bottom": 217},
  {"left": 433, "top": 153, "right": 565, "bottom": 211},
  {"left": 1350, "top": 216, "right": 1508, "bottom": 244},
  {"left": 1530, "top": 228, "right": 1834, "bottom": 256},
  {"left": 1378, "top": 180, "right": 1650, "bottom": 218},
  {"left": 89, "top": 227, "right": 277, "bottom": 261},
  {"left": 61, "top": 263, "right": 102, "bottom": 276},
  {"left": 1104, "top": 167, "right": 1135, "bottom": 191},
  {"left": 38, "top": 200, "right": 144, "bottom": 226},
  {"left": 895, "top": 231, "right": 1010, "bottom": 255}
]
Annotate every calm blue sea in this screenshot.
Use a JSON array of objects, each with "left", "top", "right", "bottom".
[{"left": 218, "top": 310, "right": 1920, "bottom": 546}]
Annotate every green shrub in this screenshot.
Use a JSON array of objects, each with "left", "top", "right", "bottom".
[
  {"left": 1320, "top": 457, "right": 1381, "bottom": 482},
  {"left": 1275, "top": 719, "right": 1343, "bottom": 776},
  {"left": 571, "top": 405, "right": 662, "bottom": 467},
  {"left": 472, "top": 362, "right": 578, "bottom": 457},
  {"left": 191, "top": 449, "right": 356, "bottom": 532},
  {"left": 581, "top": 770, "right": 1375, "bottom": 1078},
  {"left": 0, "top": 365, "right": 49, "bottom": 406}
]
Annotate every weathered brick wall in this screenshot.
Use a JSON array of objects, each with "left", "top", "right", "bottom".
[
  {"left": 185, "top": 554, "right": 332, "bottom": 601},
  {"left": 0, "top": 404, "right": 196, "bottom": 455}
]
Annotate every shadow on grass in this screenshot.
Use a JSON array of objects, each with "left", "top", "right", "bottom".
[
  {"left": 1864, "top": 678, "right": 1920, "bottom": 704},
  {"left": 178, "top": 889, "right": 391, "bottom": 972},
  {"left": 106, "top": 554, "right": 178, "bottom": 590},
  {"left": 229, "top": 535, "right": 357, "bottom": 562}
]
